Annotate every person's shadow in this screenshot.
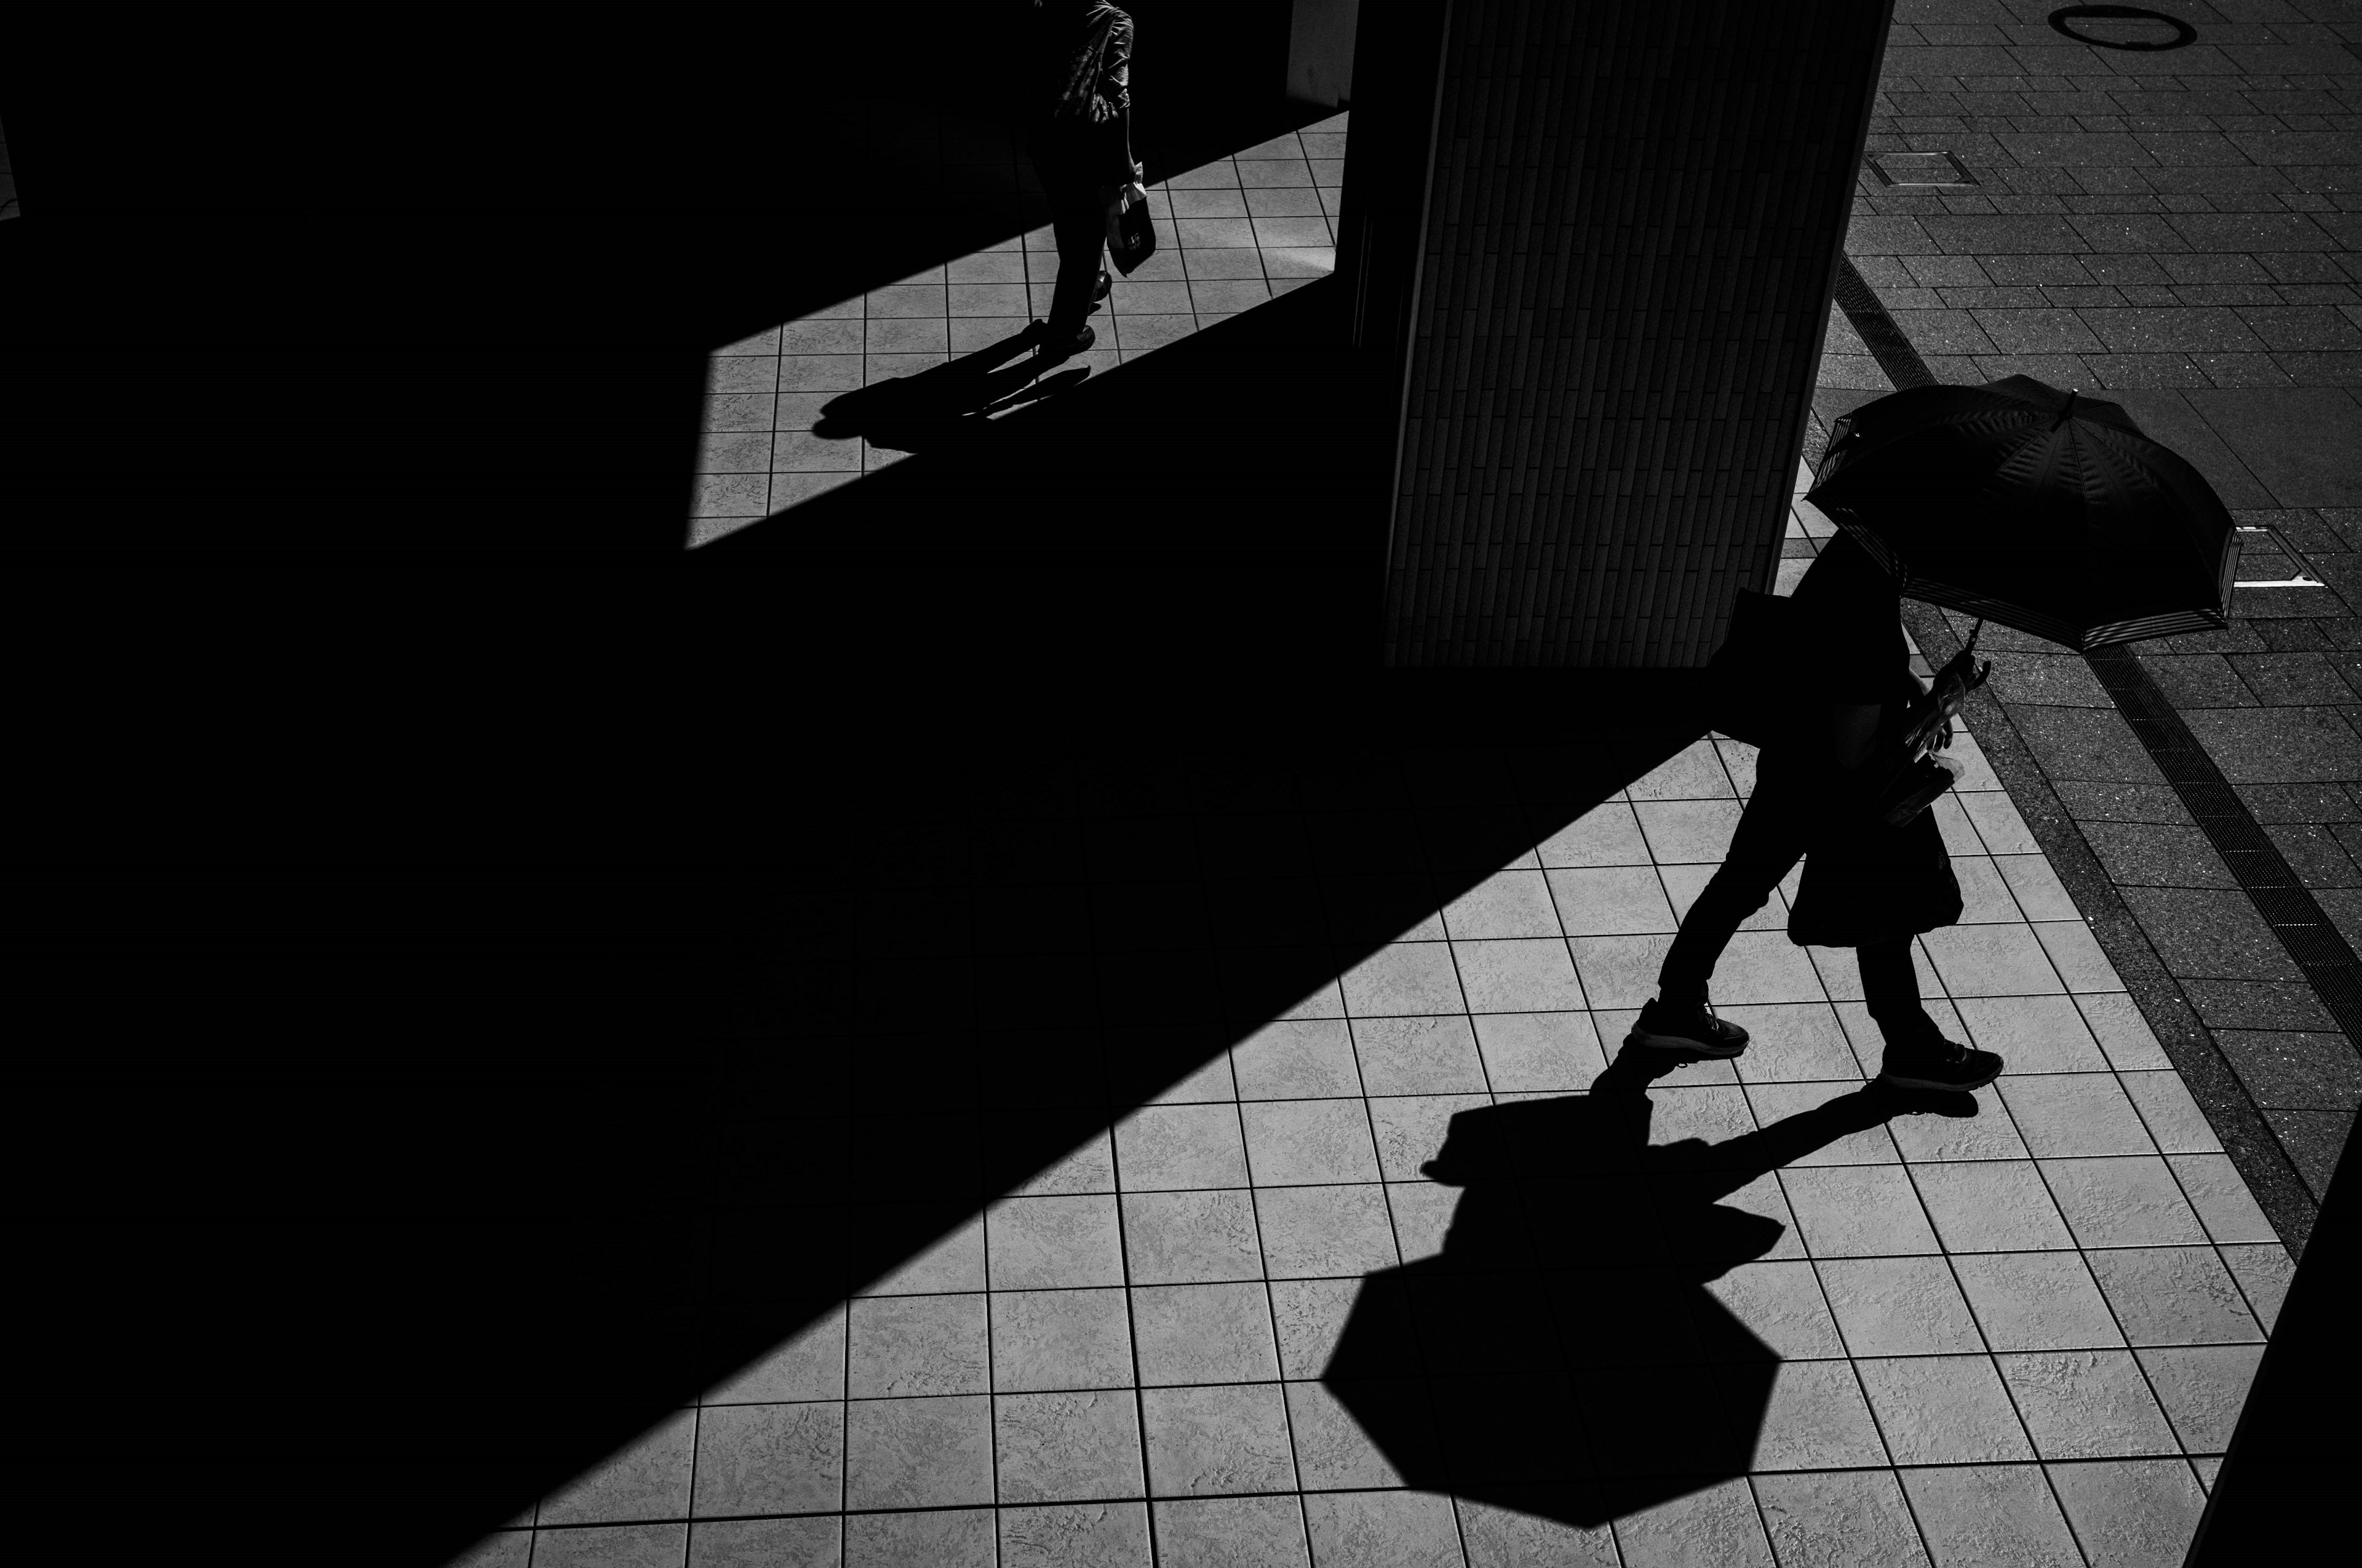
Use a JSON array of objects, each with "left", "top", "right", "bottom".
[
  {"left": 1321, "top": 1046, "right": 1974, "bottom": 1526},
  {"left": 813, "top": 327, "right": 1088, "bottom": 455}
]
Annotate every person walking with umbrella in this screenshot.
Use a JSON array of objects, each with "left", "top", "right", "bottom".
[
  {"left": 1026, "top": 1, "right": 1148, "bottom": 364},
  {"left": 1629, "top": 530, "right": 2002, "bottom": 1091},
  {"left": 1629, "top": 375, "right": 2240, "bottom": 1091}
]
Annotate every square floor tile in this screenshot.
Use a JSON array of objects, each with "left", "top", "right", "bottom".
[
  {"left": 1473, "top": 1011, "right": 1607, "bottom": 1091},
  {"left": 2134, "top": 1344, "right": 2263, "bottom": 1452},
  {"left": 2000, "top": 1350, "right": 2177, "bottom": 1459},
  {"left": 692, "top": 1401, "right": 844, "bottom": 1516},
  {"left": 847, "top": 1294, "right": 988, "bottom": 1396},
  {"left": 2078, "top": 993, "right": 2173, "bottom": 1070},
  {"left": 1896, "top": 1465, "right": 2082, "bottom": 1567},
  {"left": 1369, "top": 1092, "right": 1491, "bottom": 1180},
  {"left": 688, "top": 1516, "right": 838, "bottom": 1568},
  {"left": 1132, "top": 1281, "right": 1282, "bottom": 1385},
  {"left": 1301, "top": 1490, "right": 1464, "bottom": 1562},
  {"left": 1241, "top": 1098, "right": 1382, "bottom": 1185},
  {"left": 994, "top": 1388, "right": 1145, "bottom": 1502},
  {"left": 990, "top": 1288, "right": 1133, "bottom": 1392},
  {"left": 1780, "top": 1165, "right": 1941, "bottom": 1256},
  {"left": 1884, "top": 1085, "right": 2032, "bottom": 1162},
  {"left": 1142, "top": 1383, "right": 1297, "bottom": 1495},
  {"left": 1635, "top": 799, "right": 1746, "bottom": 863},
  {"left": 1255, "top": 1183, "right": 1401, "bottom": 1278},
  {"left": 1658, "top": 862, "right": 1786, "bottom": 932},
  {"left": 987, "top": 1195, "right": 1124, "bottom": 1287},
  {"left": 1121, "top": 1189, "right": 1263, "bottom": 1284},
  {"left": 1727, "top": 1004, "right": 1863, "bottom": 1082},
  {"left": 1911, "top": 1161, "right": 2077, "bottom": 1251},
  {"left": 2169, "top": 1153, "right": 2278, "bottom": 1243},
  {"left": 1266, "top": 1284, "right": 1360, "bottom": 1379},
  {"left": 1922, "top": 924, "right": 2069, "bottom": 996},
  {"left": 844, "top": 1394, "right": 993, "bottom": 1509},
  {"left": 1700, "top": 1259, "right": 1847, "bottom": 1360},
  {"left": 1744, "top": 1081, "right": 1900, "bottom": 1164},
  {"left": 1115, "top": 1104, "right": 1250, "bottom": 1190},
  {"left": 2118, "top": 1071, "right": 2222, "bottom": 1153},
  {"left": 1953, "top": 1251, "right": 2125, "bottom": 1350},
  {"left": 1286, "top": 1379, "right": 1421, "bottom": 1488},
  {"left": 1443, "top": 869, "right": 1562, "bottom": 939},
  {"left": 2217, "top": 1243, "right": 2296, "bottom": 1331},
  {"left": 1628, "top": 739, "right": 1737, "bottom": 801},
  {"left": 2086, "top": 1246, "right": 2262, "bottom": 1345},
  {"left": 1152, "top": 1496, "right": 1310, "bottom": 1568},
  {"left": 534, "top": 1525, "right": 688, "bottom": 1568},
  {"left": 1568, "top": 934, "right": 1673, "bottom": 1009},
  {"left": 844, "top": 1509, "right": 995, "bottom": 1568},
  {"left": 2042, "top": 1156, "right": 2208, "bottom": 1247},
  {"left": 1855, "top": 1355, "right": 2033, "bottom": 1463},
  {"left": 1538, "top": 803, "right": 1652, "bottom": 867},
  {"left": 1751, "top": 1470, "right": 1929, "bottom": 1568},
  {"left": 1954, "top": 994, "right": 2110, "bottom": 1073},
  {"left": 859, "top": 1212, "right": 986, "bottom": 1295},
  {"left": 1714, "top": 933, "right": 1831, "bottom": 1004},
  {"left": 1000, "top": 1502, "right": 1151, "bottom": 1568},
  {"left": 1231, "top": 1019, "right": 1359, "bottom": 1099},
  {"left": 1611, "top": 1477, "right": 1776, "bottom": 1567},
  {"left": 1548, "top": 865, "right": 1679, "bottom": 935},
  {"left": 1453, "top": 937, "right": 1588, "bottom": 1012},
  {"left": 1340, "top": 941, "right": 1465, "bottom": 1016},
  {"left": 2046, "top": 1458, "right": 2208, "bottom": 1568},
  {"left": 1752, "top": 1360, "right": 1890, "bottom": 1470},
  {"left": 2000, "top": 1073, "right": 2158, "bottom": 1156},
  {"left": 1353, "top": 1014, "right": 1488, "bottom": 1094},
  {"left": 1818, "top": 1256, "right": 1983, "bottom": 1355}
]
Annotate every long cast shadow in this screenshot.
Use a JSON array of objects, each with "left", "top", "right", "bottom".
[{"left": 1323, "top": 1047, "right": 1974, "bottom": 1525}]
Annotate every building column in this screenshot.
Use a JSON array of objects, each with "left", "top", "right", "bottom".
[{"left": 1339, "top": 0, "right": 1896, "bottom": 666}]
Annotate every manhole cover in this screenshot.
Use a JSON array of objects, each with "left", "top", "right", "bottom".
[{"left": 1866, "top": 151, "right": 1978, "bottom": 188}]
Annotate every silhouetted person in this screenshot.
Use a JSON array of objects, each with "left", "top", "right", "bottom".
[
  {"left": 1027, "top": 1, "right": 1145, "bottom": 362},
  {"left": 1627, "top": 535, "right": 2003, "bottom": 1091}
]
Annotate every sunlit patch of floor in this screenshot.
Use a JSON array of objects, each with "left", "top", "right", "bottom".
[{"left": 687, "top": 114, "right": 1348, "bottom": 547}]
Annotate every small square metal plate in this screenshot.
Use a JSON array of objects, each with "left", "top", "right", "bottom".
[{"left": 1866, "top": 151, "right": 1978, "bottom": 187}]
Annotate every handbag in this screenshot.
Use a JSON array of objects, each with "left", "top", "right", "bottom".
[
  {"left": 1109, "top": 190, "right": 1158, "bottom": 276},
  {"left": 1786, "top": 803, "right": 1963, "bottom": 947}
]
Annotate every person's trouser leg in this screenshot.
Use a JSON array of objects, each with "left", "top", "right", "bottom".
[
  {"left": 1656, "top": 785, "right": 1811, "bottom": 1005},
  {"left": 1044, "top": 178, "right": 1107, "bottom": 336},
  {"left": 1858, "top": 937, "right": 1938, "bottom": 1046}
]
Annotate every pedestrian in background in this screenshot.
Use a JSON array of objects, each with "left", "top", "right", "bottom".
[
  {"left": 1628, "top": 535, "right": 2004, "bottom": 1092},
  {"left": 1027, "top": 1, "right": 1147, "bottom": 362}
]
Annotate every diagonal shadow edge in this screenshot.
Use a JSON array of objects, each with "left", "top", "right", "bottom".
[{"left": 485, "top": 709, "right": 1712, "bottom": 1562}]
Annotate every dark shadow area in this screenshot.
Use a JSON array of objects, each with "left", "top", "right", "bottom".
[
  {"left": 1323, "top": 1050, "right": 1974, "bottom": 1525},
  {"left": 20, "top": 671, "right": 1718, "bottom": 1565},
  {"left": 3, "top": 2, "right": 1334, "bottom": 635},
  {"left": 681, "top": 274, "right": 1388, "bottom": 662}
]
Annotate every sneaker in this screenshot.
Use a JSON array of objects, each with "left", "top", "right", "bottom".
[
  {"left": 1032, "top": 321, "right": 1095, "bottom": 362},
  {"left": 1624, "top": 998, "right": 1750, "bottom": 1058},
  {"left": 1094, "top": 269, "right": 1112, "bottom": 304},
  {"left": 1878, "top": 1038, "right": 2002, "bottom": 1092}
]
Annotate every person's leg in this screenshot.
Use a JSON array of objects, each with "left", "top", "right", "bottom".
[
  {"left": 1631, "top": 784, "right": 1810, "bottom": 1054},
  {"left": 1043, "top": 177, "right": 1107, "bottom": 342},
  {"left": 1858, "top": 937, "right": 2003, "bottom": 1089}
]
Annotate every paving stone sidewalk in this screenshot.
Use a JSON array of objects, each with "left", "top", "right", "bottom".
[{"left": 1816, "top": 0, "right": 2362, "bottom": 1238}]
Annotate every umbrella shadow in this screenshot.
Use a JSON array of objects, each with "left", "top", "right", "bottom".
[
  {"left": 1320, "top": 1046, "right": 1976, "bottom": 1527},
  {"left": 813, "top": 327, "right": 1089, "bottom": 454}
]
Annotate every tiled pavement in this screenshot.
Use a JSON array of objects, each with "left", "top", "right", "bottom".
[
  {"left": 1811, "top": 0, "right": 2362, "bottom": 1232},
  {"left": 461, "top": 634, "right": 2295, "bottom": 1567},
  {"left": 512, "top": 8, "right": 2362, "bottom": 1564},
  {"left": 688, "top": 117, "right": 1348, "bottom": 546}
]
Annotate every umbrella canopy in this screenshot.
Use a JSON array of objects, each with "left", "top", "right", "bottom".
[{"left": 1804, "top": 375, "right": 2238, "bottom": 650}]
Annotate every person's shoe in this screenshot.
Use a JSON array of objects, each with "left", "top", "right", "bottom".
[
  {"left": 1624, "top": 998, "right": 1750, "bottom": 1057},
  {"left": 1877, "top": 1037, "right": 2002, "bottom": 1092},
  {"left": 1094, "top": 269, "right": 1112, "bottom": 303},
  {"left": 1032, "top": 321, "right": 1095, "bottom": 362}
]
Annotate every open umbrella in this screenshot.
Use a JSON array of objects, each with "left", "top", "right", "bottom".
[{"left": 1804, "top": 375, "right": 2239, "bottom": 650}]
